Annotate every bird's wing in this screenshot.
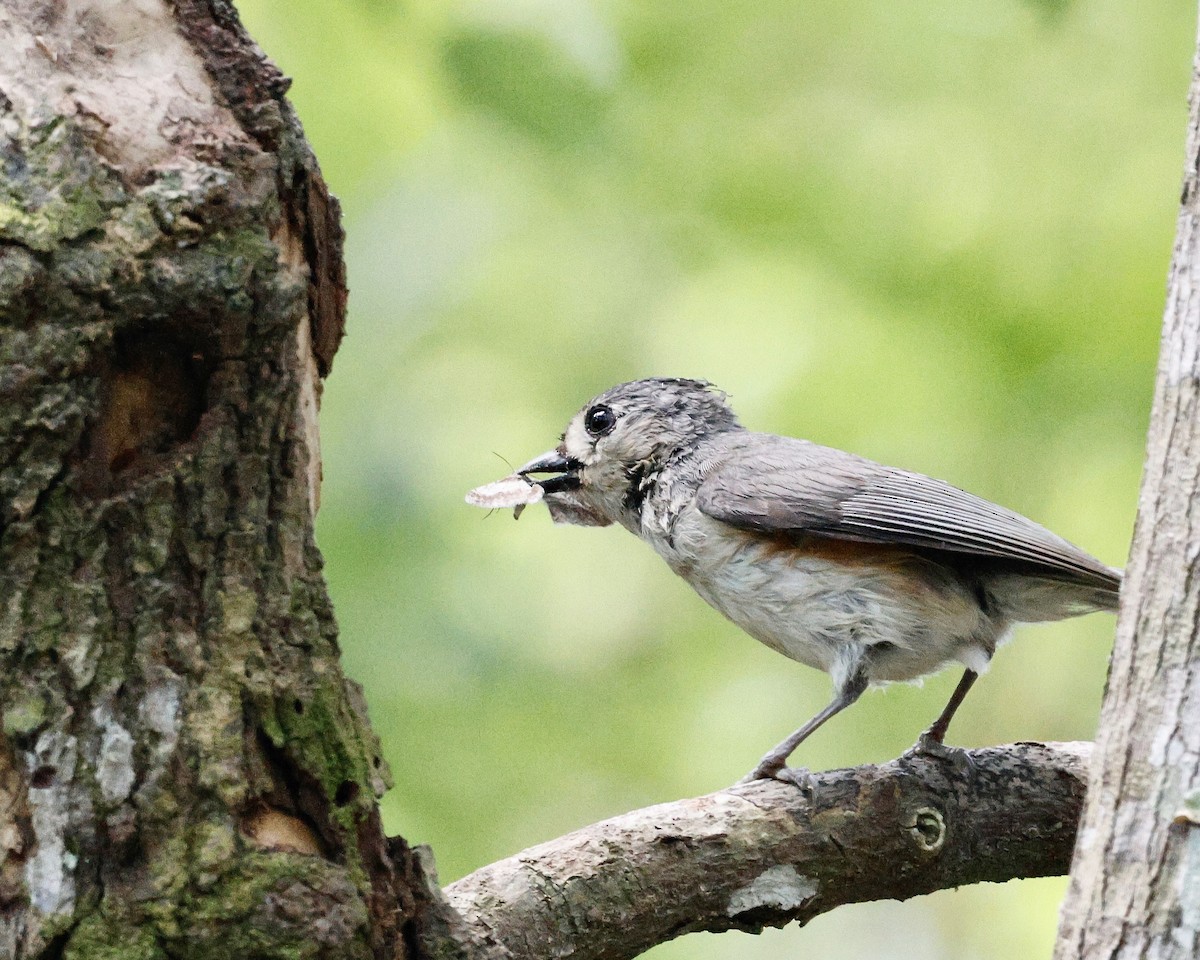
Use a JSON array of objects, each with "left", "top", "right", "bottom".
[{"left": 695, "top": 433, "right": 1120, "bottom": 592}]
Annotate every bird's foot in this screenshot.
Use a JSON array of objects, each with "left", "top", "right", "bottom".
[
  {"left": 736, "top": 763, "right": 817, "bottom": 793},
  {"left": 773, "top": 766, "right": 818, "bottom": 793},
  {"left": 902, "top": 733, "right": 976, "bottom": 776}
]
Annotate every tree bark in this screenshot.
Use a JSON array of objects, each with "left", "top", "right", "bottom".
[
  {"left": 0, "top": 2, "right": 452, "bottom": 958},
  {"left": 1053, "top": 9, "right": 1200, "bottom": 960}
]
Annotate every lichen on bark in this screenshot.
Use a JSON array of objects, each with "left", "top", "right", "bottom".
[{"left": 0, "top": 2, "right": 409, "bottom": 958}]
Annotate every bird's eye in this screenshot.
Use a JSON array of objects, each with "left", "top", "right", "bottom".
[{"left": 584, "top": 405, "right": 616, "bottom": 438}]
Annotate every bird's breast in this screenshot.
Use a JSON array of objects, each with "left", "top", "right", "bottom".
[{"left": 641, "top": 507, "right": 995, "bottom": 683}]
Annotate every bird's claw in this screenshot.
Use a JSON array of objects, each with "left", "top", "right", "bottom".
[
  {"left": 736, "top": 764, "right": 817, "bottom": 794},
  {"left": 903, "top": 733, "right": 976, "bottom": 776},
  {"left": 774, "top": 766, "right": 818, "bottom": 793}
]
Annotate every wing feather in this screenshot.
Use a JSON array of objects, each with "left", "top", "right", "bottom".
[{"left": 696, "top": 433, "right": 1120, "bottom": 593}]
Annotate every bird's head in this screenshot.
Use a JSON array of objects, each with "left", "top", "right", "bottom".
[{"left": 517, "top": 378, "right": 741, "bottom": 527}]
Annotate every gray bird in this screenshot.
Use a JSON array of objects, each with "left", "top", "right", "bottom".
[{"left": 511, "top": 377, "right": 1121, "bottom": 785}]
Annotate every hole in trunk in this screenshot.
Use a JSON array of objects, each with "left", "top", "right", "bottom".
[{"left": 82, "top": 325, "right": 214, "bottom": 492}]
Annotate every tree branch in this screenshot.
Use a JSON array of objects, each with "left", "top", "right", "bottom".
[{"left": 446, "top": 741, "right": 1089, "bottom": 960}]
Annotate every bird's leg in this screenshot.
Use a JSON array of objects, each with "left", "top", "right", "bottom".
[
  {"left": 738, "top": 672, "right": 868, "bottom": 789},
  {"left": 905, "top": 668, "right": 978, "bottom": 768}
]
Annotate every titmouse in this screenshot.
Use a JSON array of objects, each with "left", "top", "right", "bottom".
[{"left": 475, "top": 377, "right": 1121, "bottom": 785}]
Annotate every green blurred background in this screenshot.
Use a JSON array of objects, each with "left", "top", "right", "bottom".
[{"left": 239, "top": 0, "right": 1187, "bottom": 955}]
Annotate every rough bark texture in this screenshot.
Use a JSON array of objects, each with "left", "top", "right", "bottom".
[
  {"left": 1053, "top": 11, "right": 1200, "bottom": 960},
  {"left": 0, "top": 2, "right": 445, "bottom": 958},
  {"left": 452, "top": 742, "right": 1090, "bottom": 960}
]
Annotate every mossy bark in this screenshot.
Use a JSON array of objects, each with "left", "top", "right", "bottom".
[{"left": 0, "top": 2, "right": 436, "bottom": 958}]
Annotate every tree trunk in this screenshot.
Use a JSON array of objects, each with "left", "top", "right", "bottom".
[
  {"left": 1053, "top": 9, "right": 1200, "bottom": 960},
  {"left": 0, "top": 2, "right": 449, "bottom": 957}
]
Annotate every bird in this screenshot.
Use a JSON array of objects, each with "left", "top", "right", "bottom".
[{"left": 502, "top": 377, "right": 1121, "bottom": 786}]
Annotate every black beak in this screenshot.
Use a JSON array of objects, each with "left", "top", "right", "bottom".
[{"left": 518, "top": 450, "right": 582, "bottom": 494}]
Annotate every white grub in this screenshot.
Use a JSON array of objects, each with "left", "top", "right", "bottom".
[
  {"left": 465, "top": 475, "right": 544, "bottom": 516},
  {"left": 726, "top": 865, "right": 818, "bottom": 917}
]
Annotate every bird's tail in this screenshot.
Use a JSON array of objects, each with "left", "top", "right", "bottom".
[{"left": 993, "top": 567, "right": 1122, "bottom": 623}]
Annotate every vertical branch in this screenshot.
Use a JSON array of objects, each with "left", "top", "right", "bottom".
[{"left": 1054, "top": 10, "right": 1200, "bottom": 960}]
